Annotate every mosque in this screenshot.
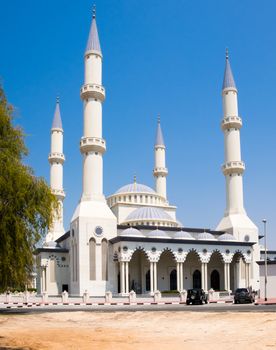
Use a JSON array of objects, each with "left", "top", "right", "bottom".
[{"left": 36, "top": 10, "right": 261, "bottom": 297}]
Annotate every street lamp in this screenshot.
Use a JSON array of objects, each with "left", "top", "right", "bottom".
[{"left": 262, "top": 219, "right": 267, "bottom": 302}]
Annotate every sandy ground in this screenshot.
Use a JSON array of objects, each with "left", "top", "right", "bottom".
[{"left": 0, "top": 311, "right": 276, "bottom": 350}]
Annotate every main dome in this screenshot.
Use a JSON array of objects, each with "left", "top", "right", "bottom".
[
  {"left": 125, "top": 206, "right": 174, "bottom": 222},
  {"left": 115, "top": 183, "right": 155, "bottom": 194}
]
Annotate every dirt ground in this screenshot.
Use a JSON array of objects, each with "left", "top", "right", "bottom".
[{"left": 0, "top": 311, "right": 276, "bottom": 350}]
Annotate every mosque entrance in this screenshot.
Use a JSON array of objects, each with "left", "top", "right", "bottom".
[
  {"left": 210, "top": 269, "right": 220, "bottom": 290},
  {"left": 170, "top": 269, "right": 177, "bottom": 290},
  {"left": 129, "top": 249, "right": 149, "bottom": 294},
  {"left": 193, "top": 269, "right": 201, "bottom": 289}
]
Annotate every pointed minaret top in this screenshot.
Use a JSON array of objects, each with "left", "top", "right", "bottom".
[
  {"left": 222, "top": 48, "right": 236, "bottom": 90},
  {"left": 86, "top": 5, "right": 102, "bottom": 54},
  {"left": 52, "top": 97, "right": 63, "bottom": 130},
  {"left": 155, "top": 116, "right": 165, "bottom": 146}
]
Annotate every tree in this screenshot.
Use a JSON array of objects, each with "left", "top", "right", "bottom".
[{"left": 0, "top": 85, "right": 55, "bottom": 292}]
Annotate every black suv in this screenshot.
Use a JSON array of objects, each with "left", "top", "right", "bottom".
[
  {"left": 234, "top": 288, "right": 255, "bottom": 304},
  {"left": 186, "top": 288, "right": 208, "bottom": 305}
]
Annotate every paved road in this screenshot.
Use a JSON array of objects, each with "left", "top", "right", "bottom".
[{"left": 1, "top": 303, "right": 276, "bottom": 314}]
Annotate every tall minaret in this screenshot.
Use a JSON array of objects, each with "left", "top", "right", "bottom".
[
  {"left": 80, "top": 6, "right": 106, "bottom": 202},
  {"left": 70, "top": 8, "right": 116, "bottom": 296},
  {"left": 153, "top": 117, "right": 168, "bottom": 199},
  {"left": 216, "top": 50, "right": 257, "bottom": 238},
  {"left": 47, "top": 97, "right": 65, "bottom": 242}
]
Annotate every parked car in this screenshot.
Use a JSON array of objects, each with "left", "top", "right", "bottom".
[
  {"left": 186, "top": 288, "right": 208, "bottom": 305},
  {"left": 234, "top": 288, "right": 255, "bottom": 304}
]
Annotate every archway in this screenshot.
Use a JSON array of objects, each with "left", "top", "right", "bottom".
[
  {"left": 184, "top": 250, "right": 201, "bottom": 290},
  {"left": 157, "top": 250, "right": 176, "bottom": 291},
  {"left": 193, "top": 269, "right": 201, "bottom": 289},
  {"left": 208, "top": 251, "right": 224, "bottom": 291},
  {"left": 230, "top": 252, "right": 246, "bottom": 291},
  {"left": 211, "top": 270, "right": 220, "bottom": 290},
  {"left": 129, "top": 249, "right": 149, "bottom": 294}
]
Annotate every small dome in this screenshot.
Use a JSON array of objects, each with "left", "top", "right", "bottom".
[
  {"left": 119, "top": 227, "right": 144, "bottom": 238},
  {"left": 124, "top": 206, "right": 175, "bottom": 223},
  {"left": 197, "top": 232, "right": 216, "bottom": 241},
  {"left": 173, "top": 231, "right": 195, "bottom": 240},
  {"left": 218, "top": 233, "right": 237, "bottom": 241},
  {"left": 43, "top": 241, "right": 60, "bottom": 248},
  {"left": 115, "top": 183, "right": 155, "bottom": 194},
  {"left": 147, "top": 229, "right": 170, "bottom": 239}
]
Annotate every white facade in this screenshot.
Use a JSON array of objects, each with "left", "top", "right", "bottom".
[{"left": 36, "top": 12, "right": 264, "bottom": 297}]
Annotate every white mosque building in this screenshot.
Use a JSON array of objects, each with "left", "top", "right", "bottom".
[{"left": 36, "top": 10, "right": 261, "bottom": 297}]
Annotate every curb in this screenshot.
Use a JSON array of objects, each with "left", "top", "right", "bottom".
[{"left": 1, "top": 300, "right": 234, "bottom": 308}]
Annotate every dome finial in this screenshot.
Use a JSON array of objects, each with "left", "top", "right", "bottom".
[
  {"left": 92, "top": 4, "right": 96, "bottom": 18},
  {"left": 133, "top": 174, "right": 137, "bottom": 184},
  {"left": 226, "top": 47, "right": 229, "bottom": 60},
  {"left": 56, "top": 95, "right": 60, "bottom": 104},
  {"left": 157, "top": 114, "right": 161, "bottom": 124}
]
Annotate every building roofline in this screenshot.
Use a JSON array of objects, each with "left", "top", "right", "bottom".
[
  {"left": 56, "top": 231, "right": 70, "bottom": 243},
  {"left": 109, "top": 235, "right": 255, "bottom": 246},
  {"left": 257, "top": 260, "right": 276, "bottom": 265},
  {"left": 35, "top": 247, "right": 69, "bottom": 254}
]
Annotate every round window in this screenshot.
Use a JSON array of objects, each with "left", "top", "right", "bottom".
[
  {"left": 95, "top": 226, "right": 103, "bottom": 236},
  {"left": 151, "top": 247, "right": 156, "bottom": 253},
  {"left": 244, "top": 235, "right": 250, "bottom": 242},
  {"left": 178, "top": 248, "right": 183, "bottom": 254}
]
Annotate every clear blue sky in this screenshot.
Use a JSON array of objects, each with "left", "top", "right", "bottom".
[{"left": 1, "top": 0, "right": 275, "bottom": 247}]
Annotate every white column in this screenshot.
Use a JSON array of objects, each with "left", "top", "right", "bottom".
[
  {"left": 245, "top": 263, "right": 250, "bottom": 288},
  {"left": 180, "top": 263, "right": 183, "bottom": 291},
  {"left": 150, "top": 262, "right": 154, "bottom": 295},
  {"left": 201, "top": 263, "right": 205, "bottom": 290},
  {"left": 154, "top": 262, "right": 157, "bottom": 291},
  {"left": 125, "top": 261, "right": 129, "bottom": 294},
  {"left": 120, "top": 261, "right": 125, "bottom": 294},
  {"left": 227, "top": 263, "right": 231, "bottom": 291},
  {"left": 205, "top": 263, "right": 208, "bottom": 291},
  {"left": 224, "top": 263, "right": 228, "bottom": 290},
  {"left": 176, "top": 263, "right": 180, "bottom": 291}
]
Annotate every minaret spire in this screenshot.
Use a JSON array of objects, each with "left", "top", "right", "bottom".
[
  {"left": 222, "top": 48, "right": 236, "bottom": 90},
  {"left": 46, "top": 97, "right": 65, "bottom": 242},
  {"left": 86, "top": 5, "right": 102, "bottom": 54},
  {"left": 153, "top": 116, "right": 168, "bottom": 199},
  {"left": 217, "top": 50, "right": 257, "bottom": 237}
]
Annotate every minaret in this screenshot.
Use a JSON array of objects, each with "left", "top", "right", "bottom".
[
  {"left": 70, "top": 8, "right": 116, "bottom": 296},
  {"left": 80, "top": 6, "right": 106, "bottom": 202},
  {"left": 47, "top": 97, "right": 65, "bottom": 242},
  {"left": 153, "top": 117, "right": 168, "bottom": 199},
  {"left": 216, "top": 50, "right": 257, "bottom": 238}
]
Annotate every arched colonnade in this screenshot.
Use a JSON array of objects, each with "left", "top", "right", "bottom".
[{"left": 117, "top": 247, "right": 251, "bottom": 295}]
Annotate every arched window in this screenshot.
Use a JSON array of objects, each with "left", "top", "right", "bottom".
[
  {"left": 193, "top": 269, "right": 201, "bottom": 289},
  {"left": 170, "top": 269, "right": 177, "bottom": 290},
  {"left": 101, "top": 239, "right": 108, "bottom": 281},
  {"left": 211, "top": 269, "right": 220, "bottom": 291},
  {"left": 50, "top": 259, "right": 56, "bottom": 283},
  {"left": 145, "top": 270, "right": 150, "bottom": 291},
  {"left": 89, "top": 238, "right": 96, "bottom": 280}
]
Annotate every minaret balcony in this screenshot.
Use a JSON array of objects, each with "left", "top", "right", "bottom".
[
  {"left": 221, "top": 116, "right": 242, "bottom": 130},
  {"left": 222, "top": 161, "right": 245, "bottom": 175},
  {"left": 51, "top": 188, "right": 65, "bottom": 199},
  {"left": 153, "top": 167, "right": 168, "bottom": 176},
  {"left": 48, "top": 152, "right": 65, "bottom": 164},
  {"left": 80, "top": 84, "right": 105, "bottom": 102},
  {"left": 80, "top": 136, "right": 106, "bottom": 153}
]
